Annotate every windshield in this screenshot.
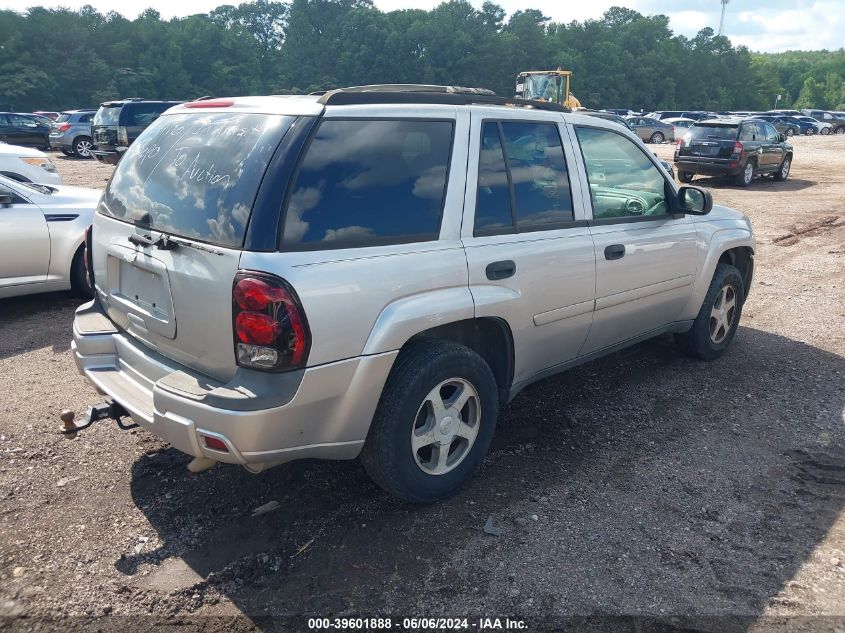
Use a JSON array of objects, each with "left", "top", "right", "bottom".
[
  {"left": 522, "top": 74, "right": 563, "bottom": 102},
  {"left": 98, "top": 112, "right": 295, "bottom": 248},
  {"left": 688, "top": 124, "right": 738, "bottom": 140},
  {"left": 94, "top": 105, "right": 121, "bottom": 126}
]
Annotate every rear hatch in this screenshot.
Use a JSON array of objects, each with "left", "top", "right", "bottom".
[
  {"left": 91, "top": 108, "right": 298, "bottom": 381},
  {"left": 92, "top": 103, "right": 122, "bottom": 148},
  {"left": 677, "top": 122, "right": 739, "bottom": 160}
]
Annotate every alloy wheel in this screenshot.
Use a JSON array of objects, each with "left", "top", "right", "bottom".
[
  {"left": 709, "top": 284, "right": 737, "bottom": 344},
  {"left": 75, "top": 139, "right": 92, "bottom": 157},
  {"left": 743, "top": 162, "right": 753, "bottom": 185},
  {"left": 411, "top": 378, "right": 481, "bottom": 476},
  {"left": 780, "top": 158, "right": 791, "bottom": 180}
]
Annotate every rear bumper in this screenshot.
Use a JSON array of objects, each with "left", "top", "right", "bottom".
[
  {"left": 674, "top": 157, "right": 741, "bottom": 177},
  {"left": 71, "top": 299, "right": 396, "bottom": 467},
  {"left": 90, "top": 148, "right": 124, "bottom": 164}
]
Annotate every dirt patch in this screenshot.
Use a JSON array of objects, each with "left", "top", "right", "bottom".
[{"left": 0, "top": 136, "right": 843, "bottom": 629}]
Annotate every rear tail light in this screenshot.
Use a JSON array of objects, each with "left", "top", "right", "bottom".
[
  {"left": 675, "top": 138, "right": 685, "bottom": 149},
  {"left": 57, "top": 122, "right": 71, "bottom": 132},
  {"left": 232, "top": 272, "right": 310, "bottom": 372},
  {"left": 733, "top": 141, "right": 744, "bottom": 155},
  {"left": 117, "top": 126, "right": 128, "bottom": 145},
  {"left": 84, "top": 225, "right": 94, "bottom": 289}
]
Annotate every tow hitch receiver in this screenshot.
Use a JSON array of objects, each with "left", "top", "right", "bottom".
[{"left": 60, "top": 402, "right": 137, "bottom": 438}]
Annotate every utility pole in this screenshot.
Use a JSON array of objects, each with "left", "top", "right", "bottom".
[{"left": 718, "top": 0, "right": 730, "bottom": 36}]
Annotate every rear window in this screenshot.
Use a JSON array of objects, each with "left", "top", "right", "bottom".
[
  {"left": 281, "top": 119, "right": 453, "bottom": 248},
  {"left": 98, "top": 112, "right": 294, "bottom": 248},
  {"left": 688, "top": 124, "right": 738, "bottom": 140},
  {"left": 94, "top": 105, "right": 121, "bottom": 126}
]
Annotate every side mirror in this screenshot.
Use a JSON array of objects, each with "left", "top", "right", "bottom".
[
  {"left": 0, "top": 193, "right": 13, "bottom": 207},
  {"left": 677, "top": 186, "right": 712, "bottom": 215}
]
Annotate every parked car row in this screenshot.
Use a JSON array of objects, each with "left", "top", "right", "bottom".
[{"left": 11, "top": 98, "right": 182, "bottom": 163}]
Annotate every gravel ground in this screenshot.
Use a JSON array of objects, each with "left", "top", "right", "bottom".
[{"left": 1, "top": 138, "right": 844, "bottom": 632}]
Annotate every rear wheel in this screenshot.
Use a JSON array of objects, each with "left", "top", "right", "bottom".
[
  {"left": 675, "top": 263, "right": 744, "bottom": 361},
  {"left": 678, "top": 171, "right": 694, "bottom": 184},
  {"left": 821, "top": 127, "right": 831, "bottom": 135},
  {"left": 650, "top": 131, "right": 665, "bottom": 144},
  {"left": 774, "top": 155, "right": 791, "bottom": 182},
  {"left": 786, "top": 128, "right": 795, "bottom": 137},
  {"left": 836, "top": 127, "right": 845, "bottom": 135},
  {"left": 734, "top": 159, "right": 755, "bottom": 187},
  {"left": 73, "top": 136, "right": 93, "bottom": 158},
  {"left": 361, "top": 341, "right": 498, "bottom": 503}
]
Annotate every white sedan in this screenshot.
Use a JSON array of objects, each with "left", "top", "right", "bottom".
[
  {"left": 0, "top": 142, "right": 62, "bottom": 185},
  {"left": 0, "top": 174, "right": 101, "bottom": 299}
]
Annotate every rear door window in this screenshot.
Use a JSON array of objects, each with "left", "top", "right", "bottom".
[
  {"left": 282, "top": 119, "right": 453, "bottom": 249},
  {"left": 79, "top": 113, "right": 94, "bottom": 124},
  {"left": 123, "top": 103, "right": 177, "bottom": 127},
  {"left": 99, "top": 112, "right": 295, "bottom": 248}
]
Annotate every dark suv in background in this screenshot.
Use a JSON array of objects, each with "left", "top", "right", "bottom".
[
  {"left": 675, "top": 118, "right": 793, "bottom": 187},
  {"left": 91, "top": 99, "right": 182, "bottom": 164}
]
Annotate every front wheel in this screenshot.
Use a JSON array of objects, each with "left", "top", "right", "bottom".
[
  {"left": 805, "top": 128, "right": 815, "bottom": 136},
  {"left": 70, "top": 248, "right": 94, "bottom": 299},
  {"left": 675, "top": 263, "right": 745, "bottom": 361},
  {"left": 650, "top": 131, "right": 665, "bottom": 144},
  {"left": 836, "top": 127, "right": 845, "bottom": 135},
  {"left": 786, "top": 128, "right": 795, "bottom": 137},
  {"left": 361, "top": 341, "right": 498, "bottom": 503},
  {"left": 774, "top": 155, "right": 791, "bottom": 182},
  {"left": 821, "top": 127, "right": 831, "bottom": 135}
]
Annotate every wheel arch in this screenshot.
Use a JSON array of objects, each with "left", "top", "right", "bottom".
[
  {"left": 403, "top": 317, "right": 515, "bottom": 404},
  {"left": 682, "top": 229, "right": 755, "bottom": 319}
]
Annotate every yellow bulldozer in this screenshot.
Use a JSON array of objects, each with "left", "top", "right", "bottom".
[{"left": 515, "top": 69, "right": 582, "bottom": 109}]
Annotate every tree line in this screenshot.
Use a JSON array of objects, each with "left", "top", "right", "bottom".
[{"left": 1, "top": 0, "right": 844, "bottom": 113}]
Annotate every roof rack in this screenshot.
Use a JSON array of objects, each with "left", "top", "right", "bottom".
[{"left": 316, "top": 84, "right": 570, "bottom": 113}]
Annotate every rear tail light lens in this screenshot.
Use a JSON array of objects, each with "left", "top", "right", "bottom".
[
  {"left": 733, "top": 141, "right": 744, "bottom": 154},
  {"left": 57, "top": 123, "right": 71, "bottom": 132},
  {"left": 232, "top": 272, "right": 310, "bottom": 372},
  {"left": 117, "top": 126, "right": 128, "bottom": 145}
]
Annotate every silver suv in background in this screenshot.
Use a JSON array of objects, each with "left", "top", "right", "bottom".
[
  {"left": 71, "top": 87, "right": 755, "bottom": 503},
  {"left": 49, "top": 110, "right": 97, "bottom": 157}
]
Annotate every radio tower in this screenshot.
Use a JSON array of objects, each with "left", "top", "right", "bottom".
[{"left": 718, "top": 0, "right": 730, "bottom": 36}]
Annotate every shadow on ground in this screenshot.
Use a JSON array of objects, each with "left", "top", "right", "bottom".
[
  {"left": 0, "top": 292, "right": 82, "bottom": 360},
  {"left": 122, "top": 326, "right": 845, "bottom": 628}
]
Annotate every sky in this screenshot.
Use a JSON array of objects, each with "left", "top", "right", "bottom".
[{"left": 3, "top": 0, "right": 844, "bottom": 53}]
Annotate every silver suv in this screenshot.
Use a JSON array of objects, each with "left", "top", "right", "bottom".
[
  {"left": 71, "top": 86, "right": 755, "bottom": 502},
  {"left": 49, "top": 109, "right": 96, "bottom": 157}
]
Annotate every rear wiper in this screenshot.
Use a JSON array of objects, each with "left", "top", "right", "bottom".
[{"left": 128, "top": 232, "right": 224, "bottom": 255}]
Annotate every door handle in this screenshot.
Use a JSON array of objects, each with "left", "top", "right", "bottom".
[
  {"left": 486, "top": 260, "right": 516, "bottom": 280},
  {"left": 604, "top": 244, "right": 626, "bottom": 260}
]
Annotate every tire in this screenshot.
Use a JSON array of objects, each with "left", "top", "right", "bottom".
[
  {"left": 804, "top": 128, "right": 814, "bottom": 136},
  {"left": 734, "top": 159, "right": 755, "bottom": 187},
  {"left": 675, "top": 263, "right": 745, "bottom": 361},
  {"left": 678, "top": 171, "right": 694, "bottom": 184},
  {"left": 650, "top": 131, "right": 665, "bottom": 144},
  {"left": 361, "top": 340, "right": 499, "bottom": 503},
  {"left": 774, "top": 154, "right": 791, "bottom": 182},
  {"left": 836, "top": 127, "right": 845, "bottom": 135},
  {"left": 821, "top": 127, "right": 830, "bottom": 136},
  {"left": 785, "top": 128, "right": 794, "bottom": 137},
  {"left": 73, "top": 136, "right": 93, "bottom": 158},
  {"left": 70, "top": 248, "right": 94, "bottom": 299},
  {"left": 60, "top": 149, "right": 73, "bottom": 156}
]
